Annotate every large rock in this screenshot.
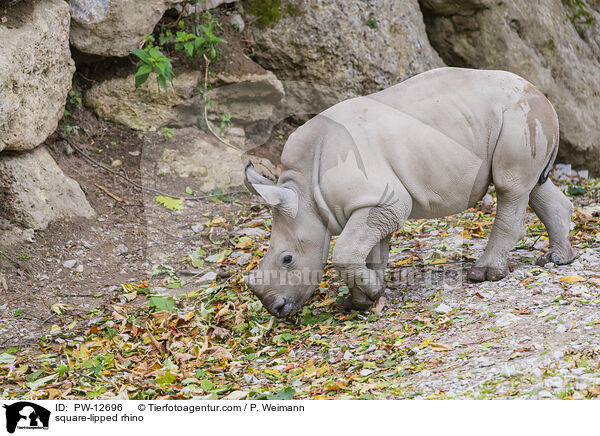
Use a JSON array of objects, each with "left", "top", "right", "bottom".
[
  {"left": 420, "top": 0, "right": 600, "bottom": 174},
  {"left": 0, "top": 0, "right": 75, "bottom": 152},
  {"left": 141, "top": 127, "right": 280, "bottom": 194},
  {"left": 248, "top": 0, "right": 444, "bottom": 100},
  {"left": 84, "top": 66, "right": 284, "bottom": 141},
  {"left": 85, "top": 70, "right": 204, "bottom": 131},
  {"left": 69, "top": 0, "right": 185, "bottom": 57},
  {"left": 0, "top": 147, "right": 95, "bottom": 230}
]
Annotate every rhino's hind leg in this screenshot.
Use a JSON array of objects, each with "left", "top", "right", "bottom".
[
  {"left": 468, "top": 193, "right": 529, "bottom": 281},
  {"left": 529, "top": 180, "right": 576, "bottom": 266},
  {"left": 469, "top": 99, "right": 559, "bottom": 282}
]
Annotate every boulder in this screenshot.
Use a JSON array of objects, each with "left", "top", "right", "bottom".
[
  {"left": 173, "top": 70, "right": 285, "bottom": 128},
  {"left": 420, "top": 0, "right": 600, "bottom": 174},
  {"left": 141, "top": 127, "right": 280, "bottom": 194},
  {"left": 85, "top": 70, "right": 204, "bottom": 131},
  {"left": 248, "top": 0, "right": 444, "bottom": 100},
  {"left": 69, "top": 0, "right": 185, "bottom": 57},
  {"left": 84, "top": 65, "right": 284, "bottom": 141},
  {"left": 0, "top": 0, "right": 75, "bottom": 152},
  {"left": 0, "top": 147, "right": 95, "bottom": 230}
]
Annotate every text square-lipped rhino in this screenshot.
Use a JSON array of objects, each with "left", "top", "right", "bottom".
[{"left": 244, "top": 67, "right": 576, "bottom": 318}]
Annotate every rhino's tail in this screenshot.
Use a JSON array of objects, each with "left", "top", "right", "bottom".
[{"left": 538, "top": 137, "right": 559, "bottom": 185}]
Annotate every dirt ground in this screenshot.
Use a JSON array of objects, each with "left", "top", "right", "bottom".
[
  {"left": 0, "top": 106, "right": 249, "bottom": 348},
  {"left": 1, "top": 102, "right": 599, "bottom": 399}
]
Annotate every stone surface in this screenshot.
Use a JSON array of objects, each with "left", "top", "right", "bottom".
[
  {"left": 85, "top": 66, "right": 284, "bottom": 138},
  {"left": 421, "top": 0, "right": 600, "bottom": 174},
  {"left": 248, "top": 0, "right": 444, "bottom": 101},
  {"left": 142, "top": 127, "right": 279, "bottom": 194},
  {"left": 0, "top": 0, "right": 75, "bottom": 152},
  {"left": 85, "top": 70, "right": 203, "bottom": 131},
  {"left": 69, "top": 0, "right": 185, "bottom": 57},
  {"left": 174, "top": 70, "right": 285, "bottom": 128},
  {"left": 0, "top": 148, "right": 95, "bottom": 230}
]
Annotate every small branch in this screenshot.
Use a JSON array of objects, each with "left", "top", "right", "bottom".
[
  {"left": 202, "top": 54, "right": 243, "bottom": 151},
  {"left": 94, "top": 183, "right": 129, "bottom": 204}
]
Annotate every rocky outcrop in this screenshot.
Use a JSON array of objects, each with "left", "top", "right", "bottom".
[
  {"left": 0, "top": 0, "right": 75, "bottom": 152},
  {"left": 69, "top": 0, "right": 185, "bottom": 57},
  {"left": 173, "top": 70, "right": 285, "bottom": 129},
  {"left": 0, "top": 147, "right": 95, "bottom": 230},
  {"left": 248, "top": 0, "right": 445, "bottom": 101},
  {"left": 420, "top": 0, "right": 600, "bottom": 174},
  {"left": 84, "top": 66, "right": 284, "bottom": 141},
  {"left": 85, "top": 70, "right": 204, "bottom": 131}
]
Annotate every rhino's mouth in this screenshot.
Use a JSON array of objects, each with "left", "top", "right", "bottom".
[{"left": 264, "top": 295, "right": 299, "bottom": 318}]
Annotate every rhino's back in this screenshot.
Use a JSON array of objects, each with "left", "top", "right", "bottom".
[
  {"left": 315, "top": 68, "right": 537, "bottom": 221},
  {"left": 368, "top": 67, "right": 531, "bottom": 158}
]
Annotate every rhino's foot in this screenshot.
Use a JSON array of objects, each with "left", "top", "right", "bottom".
[
  {"left": 342, "top": 281, "right": 384, "bottom": 312},
  {"left": 536, "top": 246, "right": 576, "bottom": 267},
  {"left": 467, "top": 265, "right": 509, "bottom": 282},
  {"left": 343, "top": 293, "right": 375, "bottom": 312}
]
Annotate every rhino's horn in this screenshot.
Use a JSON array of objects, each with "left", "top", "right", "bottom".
[{"left": 245, "top": 161, "right": 274, "bottom": 185}]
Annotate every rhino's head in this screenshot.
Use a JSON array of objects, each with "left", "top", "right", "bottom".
[{"left": 244, "top": 163, "right": 330, "bottom": 318}]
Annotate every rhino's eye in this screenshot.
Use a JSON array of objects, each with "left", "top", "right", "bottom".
[{"left": 282, "top": 254, "right": 293, "bottom": 265}]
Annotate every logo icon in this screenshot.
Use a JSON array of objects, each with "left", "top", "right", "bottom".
[{"left": 3, "top": 402, "right": 50, "bottom": 434}]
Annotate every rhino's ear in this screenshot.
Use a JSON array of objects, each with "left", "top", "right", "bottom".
[
  {"left": 244, "top": 161, "right": 298, "bottom": 218},
  {"left": 252, "top": 184, "right": 298, "bottom": 219}
]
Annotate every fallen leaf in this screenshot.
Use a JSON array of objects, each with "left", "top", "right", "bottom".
[
  {"left": 430, "top": 343, "right": 453, "bottom": 352},
  {"left": 560, "top": 275, "right": 586, "bottom": 283},
  {"left": 156, "top": 195, "right": 184, "bottom": 211}
]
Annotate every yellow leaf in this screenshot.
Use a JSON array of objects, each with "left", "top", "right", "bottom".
[
  {"left": 460, "top": 230, "right": 472, "bottom": 239},
  {"left": 560, "top": 275, "right": 586, "bottom": 283},
  {"left": 429, "top": 257, "right": 448, "bottom": 265},
  {"left": 418, "top": 338, "right": 431, "bottom": 349},
  {"left": 315, "top": 297, "right": 337, "bottom": 308},
  {"left": 316, "top": 365, "right": 330, "bottom": 376},
  {"left": 395, "top": 257, "right": 413, "bottom": 266},
  {"left": 235, "top": 237, "right": 253, "bottom": 249},
  {"left": 51, "top": 303, "right": 70, "bottom": 315},
  {"left": 327, "top": 381, "right": 347, "bottom": 391},
  {"left": 430, "top": 343, "right": 453, "bottom": 352},
  {"left": 51, "top": 324, "right": 61, "bottom": 332}
]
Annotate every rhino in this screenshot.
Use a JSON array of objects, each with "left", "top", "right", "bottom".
[{"left": 244, "top": 67, "right": 576, "bottom": 318}]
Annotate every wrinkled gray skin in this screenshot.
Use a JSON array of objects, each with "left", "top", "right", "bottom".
[{"left": 245, "top": 67, "right": 576, "bottom": 318}]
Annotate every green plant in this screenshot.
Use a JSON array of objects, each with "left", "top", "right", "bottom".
[
  {"left": 64, "top": 124, "right": 80, "bottom": 136},
  {"left": 68, "top": 90, "right": 82, "bottom": 107},
  {"left": 218, "top": 113, "right": 231, "bottom": 135},
  {"left": 131, "top": 35, "right": 174, "bottom": 93},
  {"left": 366, "top": 16, "right": 379, "bottom": 29},
  {"left": 161, "top": 127, "right": 175, "bottom": 139},
  {"left": 562, "top": 0, "right": 595, "bottom": 32},
  {"left": 247, "top": 0, "right": 282, "bottom": 28},
  {"left": 63, "top": 90, "right": 82, "bottom": 117},
  {"left": 174, "top": 12, "right": 225, "bottom": 63}
]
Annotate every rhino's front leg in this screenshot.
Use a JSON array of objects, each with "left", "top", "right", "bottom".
[
  {"left": 333, "top": 198, "right": 410, "bottom": 310},
  {"left": 342, "top": 236, "right": 391, "bottom": 311}
]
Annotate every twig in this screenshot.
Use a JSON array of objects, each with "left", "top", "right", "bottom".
[
  {"left": 94, "top": 183, "right": 129, "bottom": 204},
  {"left": 202, "top": 54, "right": 243, "bottom": 151}
]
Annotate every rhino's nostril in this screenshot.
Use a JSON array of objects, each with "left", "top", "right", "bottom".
[{"left": 271, "top": 296, "right": 286, "bottom": 313}]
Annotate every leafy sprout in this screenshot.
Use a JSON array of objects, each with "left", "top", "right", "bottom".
[{"left": 131, "top": 40, "right": 174, "bottom": 93}]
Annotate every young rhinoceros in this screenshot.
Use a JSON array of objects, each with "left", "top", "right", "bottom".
[{"left": 244, "top": 67, "right": 576, "bottom": 318}]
